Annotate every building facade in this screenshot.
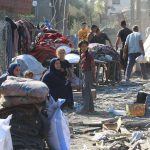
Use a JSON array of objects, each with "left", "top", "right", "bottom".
[{"left": 107, "top": 0, "right": 130, "bottom": 15}]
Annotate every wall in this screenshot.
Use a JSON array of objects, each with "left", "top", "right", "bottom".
[
  {"left": 108, "top": 0, "right": 130, "bottom": 15},
  {"left": 0, "top": 0, "right": 32, "bottom": 14}
]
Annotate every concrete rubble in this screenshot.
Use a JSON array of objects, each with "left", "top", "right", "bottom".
[{"left": 69, "top": 78, "right": 150, "bottom": 150}]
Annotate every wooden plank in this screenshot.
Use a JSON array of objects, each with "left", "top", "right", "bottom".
[
  {"left": 125, "top": 119, "right": 150, "bottom": 128},
  {"left": 74, "top": 127, "right": 101, "bottom": 134}
]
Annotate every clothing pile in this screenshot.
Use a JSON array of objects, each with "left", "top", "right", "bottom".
[
  {"left": 15, "top": 20, "right": 35, "bottom": 54},
  {"left": 29, "top": 30, "right": 73, "bottom": 63},
  {"left": 2, "top": 17, "right": 35, "bottom": 68},
  {"left": 91, "top": 44, "right": 121, "bottom": 82},
  {"left": 0, "top": 76, "right": 49, "bottom": 149}
]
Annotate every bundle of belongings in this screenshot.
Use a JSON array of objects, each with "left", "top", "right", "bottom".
[
  {"left": 12, "top": 54, "right": 47, "bottom": 80},
  {"left": 29, "top": 30, "right": 73, "bottom": 64},
  {"left": 0, "top": 76, "right": 49, "bottom": 149},
  {"left": 89, "top": 44, "right": 121, "bottom": 82},
  {"left": 2, "top": 17, "right": 35, "bottom": 67}
]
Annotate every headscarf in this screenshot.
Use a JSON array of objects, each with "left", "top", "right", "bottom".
[
  {"left": 8, "top": 63, "right": 20, "bottom": 76},
  {"left": 49, "top": 58, "right": 64, "bottom": 78},
  {"left": 0, "top": 63, "right": 19, "bottom": 85},
  {"left": 49, "top": 58, "right": 60, "bottom": 72}
]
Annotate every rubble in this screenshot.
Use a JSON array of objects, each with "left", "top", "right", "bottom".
[{"left": 70, "top": 78, "right": 150, "bottom": 150}]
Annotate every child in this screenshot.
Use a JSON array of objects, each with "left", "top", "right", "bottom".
[
  {"left": 56, "top": 48, "right": 72, "bottom": 80},
  {"left": 79, "top": 40, "right": 96, "bottom": 113},
  {"left": 56, "top": 48, "right": 74, "bottom": 109},
  {"left": 24, "top": 70, "right": 34, "bottom": 79}
]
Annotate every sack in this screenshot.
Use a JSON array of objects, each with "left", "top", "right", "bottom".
[
  {"left": 1, "top": 96, "right": 45, "bottom": 108},
  {"left": 71, "top": 73, "right": 81, "bottom": 87},
  {"left": 12, "top": 54, "right": 47, "bottom": 80},
  {"left": 48, "top": 97, "right": 70, "bottom": 150},
  {"left": 0, "top": 77, "right": 49, "bottom": 99},
  {"left": 0, "top": 115, "right": 13, "bottom": 150},
  {"left": 136, "top": 55, "right": 147, "bottom": 63}
]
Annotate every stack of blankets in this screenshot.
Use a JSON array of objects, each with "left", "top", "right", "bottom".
[
  {"left": 0, "top": 76, "right": 49, "bottom": 150},
  {"left": 91, "top": 44, "right": 121, "bottom": 82},
  {"left": 29, "top": 31, "right": 73, "bottom": 63}
]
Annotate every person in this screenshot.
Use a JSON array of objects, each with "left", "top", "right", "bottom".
[
  {"left": 56, "top": 48, "right": 72, "bottom": 80},
  {"left": 24, "top": 70, "right": 34, "bottom": 79},
  {"left": 56, "top": 48, "right": 74, "bottom": 108},
  {"left": 95, "top": 28, "right": 113, "bottom": 47},
  {"left": 78, "top": 22, "right": 90, "bottom": 41},
  {"left": 43, "top": 17, "right": 51, "bottom": 30},
  {"left": 79, "top": 40, "right": 96, "bottom": 113},
  {"left": 124, "top": 25, "right": 147, "bottom": 81},
  {"left": 0, "top": 63, "right": 20, "bottom": 85},
  {"left": 88, "top": 25, "right": 98, "bottom": 43},
  {"left": 42, "top": 58, "right": 74, "bottom": 109},
  {"left": 115, "top": 20, "right": 132, "bottom": 73}
]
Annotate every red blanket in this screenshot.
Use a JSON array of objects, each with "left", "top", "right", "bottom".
[{"left": 29, "top": 32, "right": 73, "bottom": 63}]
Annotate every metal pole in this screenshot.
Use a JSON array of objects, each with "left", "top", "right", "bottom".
[
  {"left": 130, "top": 0, "right": 135, "bottom": 27},
  {"left": 37, "top": 1, "right": 39, "bottom": 23}
]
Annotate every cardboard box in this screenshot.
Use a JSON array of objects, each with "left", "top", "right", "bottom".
[{"left": 126, "top": 104, "right": 145, "bottom": 117}]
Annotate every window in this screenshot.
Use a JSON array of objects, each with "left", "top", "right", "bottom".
[{"left": 112, "top": 0, "right": 120, "bottom": 4}]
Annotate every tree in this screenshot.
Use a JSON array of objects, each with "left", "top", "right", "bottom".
[
  {"left": 93, "top": 0, "right": 108, "bottom": 26},
  {"left": 130, "top": 0, "right": 136, "bottom": 26},
  {"left": 135, "top": 0, "right": 141, "bottom": 28}
]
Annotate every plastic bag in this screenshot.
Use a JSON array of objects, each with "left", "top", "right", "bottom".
[
  {"left": 108, "top": 106, "right": 126, "bottom": 116},
  {"left": 136, "top": 55, "right": 147, "bottom": 63},
  {"left": 48, "top": 97, "right": 70, "bottom": 150},
  {"left": 0, "top": 115, "right": 13, "bottom": 150},
  {"left": 65, "top": 53, "right": 80, "bottom": 64},
  {"left": 12, "top": 54, "right": 46, "bottom": 80}
]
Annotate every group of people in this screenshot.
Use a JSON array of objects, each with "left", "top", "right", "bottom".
[
  {"left": 0, "top": 48, "right": 74, "bottom": 109},
  {"left": 76, "top": 20, "right": 149, "bottom": 113},
  {"left": 78, "top": 20, "right": 148, "bottom": 82},
  {"left": 116, "top": 21, "right": 147, "bottom": 81},
  {"left": 78, "top": 22, "right": 112, "bottom": 46},
  {"left": 0, "top": 19, "right": 148, "bottom": 114}
]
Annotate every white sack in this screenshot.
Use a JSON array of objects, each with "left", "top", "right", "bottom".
[
  {"left": 0, "top": 115, "right": 13, "bottom": 150},
  {"left": 48, "top": 97, "right": 70, "bottom": 150},
  {"left": 136, "top": 55, "right": 147, "bottom": 64},
  {"left": 65, "top": 53, "right": 80, "bottom": 64},
  {"left": 12, "top": 54, "right": 46, "bottom": 80}
]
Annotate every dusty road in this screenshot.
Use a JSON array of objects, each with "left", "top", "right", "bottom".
[{"left": 68, "top": 78, "right": 150, "bottom": 150}]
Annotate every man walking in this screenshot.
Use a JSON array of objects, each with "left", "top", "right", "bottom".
[
  {"left": 116, "top": 20, "right": 132, "bottom": 73},
  {"left": 124, "top": 25, "right": 147, "bottom": 81}
]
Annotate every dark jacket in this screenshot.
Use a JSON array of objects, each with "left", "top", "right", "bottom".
[{"left": 42, "top": 58, "right": 67, "bottom": 100}]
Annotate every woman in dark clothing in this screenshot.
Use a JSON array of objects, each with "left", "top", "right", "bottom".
[
  {"left": 0, "top": 63, "right": 20, "bottom": 85},
  {"left": 42, "top": 58, "right": 73, "bottom": 108},
  {"left": 56, "top": 48, "right": 74, "bottom": 108}
]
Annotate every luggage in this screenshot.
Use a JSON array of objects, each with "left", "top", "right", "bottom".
[
  {"left": 0, "top": 77, "right": 49, "bottom": 99},
  {"left": 1, "top": 96, "right": 45, "bottom": 108}
]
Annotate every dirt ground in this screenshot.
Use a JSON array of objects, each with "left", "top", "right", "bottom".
[{"left": 68, "top": 77, "right": 150, "bottom": 150}]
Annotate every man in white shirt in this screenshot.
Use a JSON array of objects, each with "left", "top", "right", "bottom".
[{"left": 124, "top": 25, "right": 147, "bottom": 81}]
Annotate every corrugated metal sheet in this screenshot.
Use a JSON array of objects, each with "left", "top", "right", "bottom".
[{"left": 0, "top": 0, "right": 32, "bottom": 14}]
